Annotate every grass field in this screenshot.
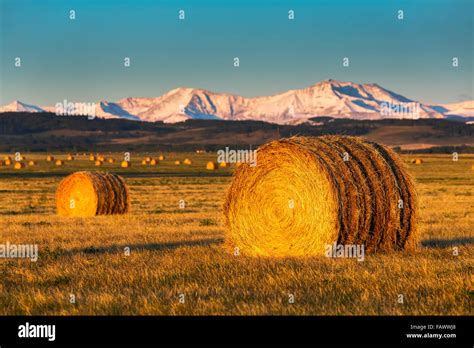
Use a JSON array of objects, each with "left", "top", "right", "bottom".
[{"left": 0, "top": 152, "right": 472, "bottom": 315}]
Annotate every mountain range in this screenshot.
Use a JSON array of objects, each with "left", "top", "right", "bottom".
[{"left": 1, "top": 80, "right": 472, "bottom": 124}]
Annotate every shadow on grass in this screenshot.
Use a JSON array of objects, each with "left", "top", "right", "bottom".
[
  {"left": 421, "top": 237, "right": 474, "bottom": 248},
  {"left": 69, "top": 237, "right": 224, "bottom": 256}
]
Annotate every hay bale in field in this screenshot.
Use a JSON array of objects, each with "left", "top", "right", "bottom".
[
  {"left": 219, "top": 162, "right": 228, "bottom": 168},
  {"left": 46, "top": 156, "right": 54, "bottom": 162},
  {"left": 206, "top": 161, "right": 217, "bottom": 170},
  {"left": 107, "top": 158, "right": 115, "bottom": 163},
  {"left": 95, "top": 160, "right": 103, "bottom": 166},
  {"left": 56, "top": 171, "right": 130, "bottom": 217},
  {"left": 224, "top": 135, "right": 418, "bottom": 257},
  {"left": 149, "top": 159, "right": 158, "bottom": 165},
  {"left": 183, "top": 158, "right": 192, "bottom": 165},
  {"left": 121, "top": 160, "right": 131, "bottom": 168},
  {"left": 4, "top": 156, "right": 11, "bottom": 161},
  {"left": 144, "top": 157, "right": 152, "bottom": 163},
  {"left": 158, "top": 155, "right": 165, "bottom": 161},
  {"left": 98, "top": 156, "right": 105, "bottom": 162},
  {"left": 14, "top": 162, "right": 25, "bottom": 169},
  {"left": 412, "top": 158, "right": 423, "bottom": 164},
  {"left": 28, "top": 160, "right": 36, "bottom": 166},
  {"left": 89, "top": 155, "right": 96, "bottom": 161},
  {"left": 4, "top": 159, "right": 12, "bottom": 165},
  {"left": 55, "top": 160, "right": 64, "bottom": 166},
  {"left": 67, "top": 154, "right": 74, "bottom": 161},
  {"left": 141, "top": 160, "right": 148, "bottom": 165},
  {"left": 175, "top": 160, "right": 181, "bottom": 165},
  {"left": 472, "top": 164, "right": 474, "bottom": 171}
]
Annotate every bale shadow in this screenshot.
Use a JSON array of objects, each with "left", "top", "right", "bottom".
[
  {"left": 67, "top": 237, "right": 224, "bottom": 256},
  {"left": 421, "top": 237, "right": 474, "bottom": 248}
]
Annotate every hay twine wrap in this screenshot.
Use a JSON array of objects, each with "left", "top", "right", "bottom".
[
  {"left": 224, "top": 135, "right": 418, "bottom": 257},
  {"left": 56, "top": 171, "right": 130, "bottom": 217}
]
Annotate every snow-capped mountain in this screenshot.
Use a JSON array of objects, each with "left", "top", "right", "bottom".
[
  {"left": 1, "top": 80, "right": 472, "bottom": 124},
  {"left": 0, "top": 100, "right": 45, "bottom": 113}
]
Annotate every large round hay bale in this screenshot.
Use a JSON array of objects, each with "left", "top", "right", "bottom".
[
  {"left": 14, "top": 162, "right": 25, "bottom": 169},
  {"left": 224, "top": 136, "right": 418, "bottom": 257},
  {"left": 206, "top": 161, "right": 217, "bottom": 170},
  {"left": 56, "top": 171, "right": 130, "bottom": 217}
]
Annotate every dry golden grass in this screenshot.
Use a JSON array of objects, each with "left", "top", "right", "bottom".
[{"left": 0, "top": 152, "right": 471, "bottom": 315}]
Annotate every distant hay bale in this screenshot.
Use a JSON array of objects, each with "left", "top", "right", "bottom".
[
  {"left": 141, "top": 160, "right": 148, "bottom": 165},
  {"left": 95, "top": 160, "right": 103, "bottom": 166},
  {"left": 121, "top": 161, "right": 131, "bottom": 168},
  {"left": 5, "top": 159, "right": 12, "bottom": 165},
  {"left": 67, "top": 154, "right": 74, "bottom": 161},
  {"left": 144, "top": 157, "right": 152, "bottom": 163},
  {"left": 149, "top": 159, "right": 158, "bottom": 165},
  {"left": 224, "top": 135, "right": 418, "bottom": 257},
  {"left": 175, "top": 160, "right": 181, "bottom": 165},
  {"left": 28, "top": 160, "right": 36, "bottom": 166},
  {"left": 98, "top": 156, "right": 105, "bottom": 162},
  {"left": 56, "top": 171, "right": 130, "bottom": 217},
  {"left": 14, "top": 162, "right": 25, "bottom": 169},
  {"left": 412, "top": 158, "right": 423, "bottom": 164},
  {"left": 219, "top": 162, "right": 228, "bottom": 168},
  {"left": 89, "top": 155, "right": 96, "bottom": 161},
  {"left": 107, "top": 158, "right": 115, "bottom": 163},
  {"left": 4, "top": 156, "right": 11, "bottom": 161},
  {"left": 183, "top": 158, "right": 192, "bottom": 165},
  {"left": 55, "top": 160, "right": 64, "bottom": 166},
  {"left": 206, "top": 161, "right": 217, "bottom": 170},
  {"left": 46, "top": 156, "right": 55, "bottom": 162},
  {"left": 158, "top": 155, "right": 165, "bottom": 161}
]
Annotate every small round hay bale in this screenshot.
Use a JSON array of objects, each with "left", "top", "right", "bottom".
[
  {"left": 141, "top": 159, "right": 148, "bottom": 165},
  {"left": 121, "top": 161, "right": 131, "bottom": 168},
  {"left": 219, "top": 162, "right": 228, "bottom": 168},
  {"left": 107, "top": 158, "right": 115, "bottom": 163},
  {"left": 56, "top": 171, "right": 130, "bottom": 217},
  {"left": 46, "top": 156, "right": 54, "bottom": 162},
  {"left": 5, "top": 159, "right": 12, "bottom": 165},
  {"left": 67, "top": 154, "right": 74, "bottom": 161},
  {"left": 95, "top": 160, "right": 103, "bottom": 166},
  {"left": 158, "top": 155, "right": 165, "bottom": 161},
  {"left": 4, "top": 156, "right": 11, "bottom": 161},
  {"left": 20, "top": 156, "right": 26, "bottom": 160},
  {"left": 98, "top": 156, "right": 105, "bottom": 162},
  {"left": 144, "top": 157, "right": 152, "bottom": 163},
  {"left": 175, "top": 160, "right": 181, "bottom": 165},
  {"left": 206, "top": 161, "right": 217, "bottom": 170},
  {"left": 28, "top": 160, "right": 36, "bottom": 166},
  {"left": 183, "top": 158, "right": 192, "bottom": 165},
  {"left": 149, "top": 159, "right": 158, "bottom": 165},
  {"left": 412, "top": 158, "right": 423, "bottom": 164},
  {"left": 14, "top": 162, "right": 25, "bottom": 169},
  {"left": 89, "top": 155, "right": 96, "bottom": 161},
  {"left": 224, "top": 135, "right": 418, "bottom": 257},
  {"left": 55, "top": 159, "right": 64, "bottom": 166}
]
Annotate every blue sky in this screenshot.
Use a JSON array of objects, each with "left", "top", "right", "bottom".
[{"left": 0, "top": 0, "right": 472, "bottom": 105}]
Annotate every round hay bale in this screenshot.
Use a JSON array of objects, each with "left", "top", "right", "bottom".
[
  {"left": 55, "top": 160, "right": 64, "bottom": 166},
  {"left": 183, "top": 158, "right": 192, "bottom": 165},
  {"left": 95, "top": 160, "right": 103, "bottom": 166},
  {"left": 5, "top": 159, "right": 12, "bottom": 165},
  {"left": 471, "top": 164, "right": 474, "bottom": 171},
  {"left": 144, "top": 157, "right": 152, "bottom": 163},
  {"left": 107, "top": 158, "right": 115, "bottom": 164},
  {"left": 141, "top": 159, "right": 148, "bottom": 165},
  {"left": 89, "top": 155, "right": 96, "bottom": 161},
  {"left": 4, "top": 156, "right": 11, "bottom": 161},
  {"left": 28, "top": 160, "right": 36, "bottom": 166},
  {"left": 46, "top": 156, "right": 54, "bottom": 162},
  {"left": 206, "top": 161, "right": 217, "bottom": 170},
  {"left": 219, "top": 162, "right": 228, "bottom": 168},
  {"left": 224, "top": 135, "right": 418, "bottom": 257},
  {"left": 158, "top": 155, "right": 165, "bottom": 161},
  {"left": 174, "top": 160, "right": 181, "bottom": 165},
  {"left": 412, "top": 158, "right": 423, "bottom": 165},
  {"left": 56, "top": 171, "right": 130, "bottom": 217},
  {"left": 67, "top": 154, "right": 74, "bottom": 161},
  {"left": 149, "top": 159, "right": 158, "bottom": 165},
  {"left": 98, "top": 156, "right": 105, "bottom": 162},
  {"left": 14, "top": 162, "right": 25, "bottom": 169},
  {"left": 121, "top": 161, "right": 131, "bottom": 168}
]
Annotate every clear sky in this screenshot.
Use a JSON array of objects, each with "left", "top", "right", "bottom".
[{"left": 0, "top": 0, "right": 472, "bottom": 105}]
